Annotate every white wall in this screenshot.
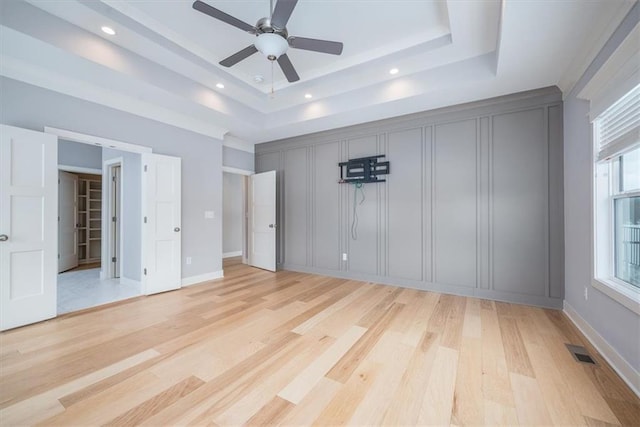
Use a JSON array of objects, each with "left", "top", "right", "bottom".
[
  {"left": 563, "top": 3, "right": 639, "bottom": 378},
  {"left": 223, "top": 172, "right": 243, "bottom": 256},
  {"left": 58, "top": 139, "right": 101, "bottom": 170}
]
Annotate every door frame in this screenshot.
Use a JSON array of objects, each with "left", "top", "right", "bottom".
[
  {"left": 222, "top": 166, "right": 252, "bottom": 267},
  {"left": 103, "top": 158, "right": 123, "bottom": 279},
  {"left": 45, "top": 127, "right": 152, "bottom": 287},
  {"left": 57, "top": 170, "right": 79, "bottom": 273}
]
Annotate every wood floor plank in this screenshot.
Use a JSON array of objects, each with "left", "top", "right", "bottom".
[
  {"left": 278, "top": 377, "right": 342, "bottom": 426},
  {"left": 0, "top": 349, "right": 160, "bottom": 425},
  {"left": 382, "top": 331, "right": 439, "bottom": 425},
  {"left": 498, "top": 315, "right": 536, "bottom": 377},
  {"left": 326, "top": 303, "right": 404, "bottom": 383},
  {"left": 278, "top": 325, "right": 366, "bottom": 404},
  {"left": 480, "top": 301, "right": 516, "bottom": 407},
  {"left": 510, "top": 372, "right": 554, "bottom": 425},
  {"left": 244, "top": 396, "right": 294, "bottom": 426},
  {"left": 0, "top": 260, "right": 636, "bottom": 426},
  {"left": 313, "top": 360, "right": 379, "bottom": 425},
  {"left": 451, "top": 337, "right": 484, "bottom": 425},
  {"left": 347, "top": 331, "right": 413, "bottom": 426},
  {"left": 417, "top": 345, "right": 459, "bottom": 425},
  {"left": 212, "top": 333, "right": 335, "bottom": 426},
  {"left": 103, "top": 376, "right": 204, "bottom": 426}
]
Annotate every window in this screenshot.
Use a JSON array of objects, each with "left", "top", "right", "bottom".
[{"left": 593, "top": 84, "right": 640, "bottom": 313}]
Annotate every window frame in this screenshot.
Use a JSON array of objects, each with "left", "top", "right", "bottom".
[{"left": 592, "top": 112, "right": 640, "bottom": 315}]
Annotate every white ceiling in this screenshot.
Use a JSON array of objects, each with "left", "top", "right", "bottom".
[{"left": 0, "top": 0, "right": 635, "bottom": 144}]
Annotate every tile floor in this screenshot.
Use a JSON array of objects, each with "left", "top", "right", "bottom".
[{"left": 57, "top": 268, "right": 142, "bottom": 314}]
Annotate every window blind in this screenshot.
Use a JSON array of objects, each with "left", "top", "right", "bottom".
[{"left": 596, "top": 84, "right": 640, "bottom": 162}]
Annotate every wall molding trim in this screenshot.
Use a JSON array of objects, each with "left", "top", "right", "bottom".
[
  {"left": 46, "top": 127, "right": 152, "bottom": 154},
  {"left": 181, "top": 270, "right": 224, "bottom": 287},
  {"left": 223, "top": 251, "right": 242, "bottom": 258},
  {"left": 563, "top": 301, "right": 640, "bottom": 398},
  {"left": 222, "top": 166, "right": 253, "bottom": 176},
  {"left": 223, "top": 135, "right": 255, "bottom": 154},
  {"left": 281, "top": 263, "right": 563, "bottom": 310},
  {"left": 259, "top": 88, "right": 564, "bottom": 310},
  {"left": 257, "top": 87, "right": 562, "bottom": 154},
  {"left": 1, "top": 54, "right": 228, "bottom": 141},
  {"left": 58, "top": 164, "right": 102, "bottom": 174}
]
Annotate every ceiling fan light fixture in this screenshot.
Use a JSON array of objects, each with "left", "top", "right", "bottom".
[{"left": 255, "top": 33, "right": 288, "bottom": 60}]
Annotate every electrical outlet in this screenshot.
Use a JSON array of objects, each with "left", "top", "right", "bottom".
[
  {"left": 342, "top": 253, "right": 348, "bottom": 261},
  {"left": 584, "top": 286, "right": 588, "bottom": 300},
  {"left": 186, "top": 257, "right": 192, "bottom": 265}
]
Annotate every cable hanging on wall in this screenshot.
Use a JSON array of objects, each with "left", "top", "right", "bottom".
[
  {"left": 338, "top": 154, "right": 388, "bottom": 240},
  {"left": 351, "top": 182, "right": 365, "bottom": 240}
]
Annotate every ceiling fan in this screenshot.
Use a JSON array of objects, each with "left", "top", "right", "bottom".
[{"left": 192, "top": 0, "right": 344, "bottom": 83}]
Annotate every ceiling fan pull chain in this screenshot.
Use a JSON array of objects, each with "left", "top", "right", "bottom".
[{"left": 271, "top": 61, "right": 275, "bottom": 97}]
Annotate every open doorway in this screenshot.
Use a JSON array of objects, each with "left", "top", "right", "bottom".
[
  {"left": 223, "top": 171, "right": 249, "bottom": 271},
  {"left": 56, "top": 140, "right": 142, "bottom": 314}
]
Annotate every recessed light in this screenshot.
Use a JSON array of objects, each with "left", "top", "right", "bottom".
[
  {"left": 389, "top": 68, "right": 399, "bottom": 75},
  {"left": 101, "top": 26, "right": 116, "bottom": 36},
  {"left": 304, "top": 93, "right": 312, "bottom": 99},
  {"left": 254, "top": 75, "right": 264, "bottom": 83},
  {"left": 216, "top": 83, "right": 225, "bottom": 89}
]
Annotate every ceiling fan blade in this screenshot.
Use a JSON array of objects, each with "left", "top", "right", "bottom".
[
  {"left": 277, "top": 54, "right": 300, "bottom": 82},
  {"left": 193, "top": 1, "right": 255, "bottom": 33},
  {"left": 288, "top": 36, "right": 343, "bottom": 55},
  {"left": 271, "top": 0, "right": 298, "bottom": 30},
  {"left": 219, "top": 45, "right": 258, "bottom": 67}
]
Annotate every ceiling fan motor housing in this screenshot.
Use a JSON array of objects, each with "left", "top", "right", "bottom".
[{"left": 254, "top": 18, "right": 289, "bottom": 60}]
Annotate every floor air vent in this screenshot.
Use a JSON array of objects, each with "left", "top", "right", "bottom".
[{"left": 566, "top": 344, "right": 597, "bottom": 365}]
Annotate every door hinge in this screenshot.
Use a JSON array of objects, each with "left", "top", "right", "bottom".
[
  {"left": 112, "top": 216, "right": 117, "bottom": 222},
  {"left": 144, "top": 268, "right": 147, "bottom": 275},
  {"left": 112, "top": 257, "right": 117, "bottom": 263},
  {"left": 58, "top": 254, "right": 60, "bottom": 259},
  {"left": 144, "top": 165, "right": 148, "bottom": 172},
  {"left": 144, "top": 216, "right": 147, "bottom": 224},
  {"left": 112, "top": 176, "right": 117, "bottom": 182}
]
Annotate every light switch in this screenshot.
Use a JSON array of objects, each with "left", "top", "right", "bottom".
[{"left": 204, "top": 211, "right": 215, "bottom": 219}]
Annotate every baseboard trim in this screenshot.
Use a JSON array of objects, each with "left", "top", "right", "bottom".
[
  {"left": 119, "top": 277, "right": 141, "bottom": 288},
  {"left": 563, "top": 301, "right": 640, "bottom": 398},
  {"left": 280, "top": 263, "right": 563, "bottom": 309},
  {"left": 181, "top": 271, "right": 224, "bottom": 287},
  {"left": 223, "top": 251, "right": 242, "bottom": 259}
]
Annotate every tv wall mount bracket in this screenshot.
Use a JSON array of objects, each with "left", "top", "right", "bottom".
[{"left": 338, "top": 154, "right": 390, "bottom": 184}]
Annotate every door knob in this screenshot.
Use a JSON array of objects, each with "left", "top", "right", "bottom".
[
  {"left": 269, "top": 224, "right": 277, "bottom": 229},
  {"left": 174, "top": 227, "right": 181, "bottom": 232},
  {"left": 0, "top": 234, "right": 8, "bottom": 242}
]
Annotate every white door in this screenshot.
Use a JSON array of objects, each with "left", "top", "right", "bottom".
[
  {"left": 58, "top": 171, "right": 78, "bottom": 273},
  {"left": 142, "top": 153, "right": 181, "bottom": 294},
  {"left": 249, "top": 170, "right": 276, "bottom": 272},
  {"left": 0, "top": 125, "right": 58, "bottom": 331}
]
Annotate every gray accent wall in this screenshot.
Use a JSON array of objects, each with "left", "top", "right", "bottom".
[
  {"left": 564, "top": 4, "right": 640, "bottom": 372},
  {"left": 257, "top": 87, "right": 564, "bottom": 308},
  {"left": 102, "top": 148, "right": 142, "bottom": 281},
  {"left": 58, "top": 139, "right": 102, "bottom": 170},
  {"left": 223, "top": 172, "right": 243, "bottom": 254},
  {"left": 223, "top": 146, "right": 254, "bottom": 172},
  {"left": 1, "top": 77, "right": 223, "bottom": 279}
]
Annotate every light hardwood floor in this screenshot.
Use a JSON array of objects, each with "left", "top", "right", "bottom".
[{"left": 1, "top": 258, "right": 639, "bottom": 426}]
